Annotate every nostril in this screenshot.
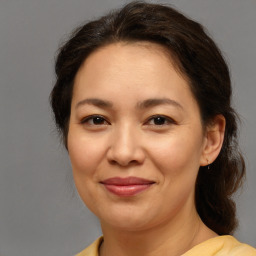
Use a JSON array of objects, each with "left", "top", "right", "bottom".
[
  {"left": 109, "top": 159, "right": 118, "bottom": 165},
  {"left": 106, "top": 142, "right": 146, "bottom": 166},
  {"left": 108, "top": 158, "right": 141, "bottom": 167}
]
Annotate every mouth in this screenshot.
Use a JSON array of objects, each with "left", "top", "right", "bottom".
[{"left": 100, "top": 177, "right": 155, "bottom": 197}]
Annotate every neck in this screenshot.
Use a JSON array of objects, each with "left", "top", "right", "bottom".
[{"left": 99, "top": 208, "right": 217, "bottom": 256}]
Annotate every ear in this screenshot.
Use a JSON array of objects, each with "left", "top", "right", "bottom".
[{"left": 200, "top": 115, "right": 226, "bottom": 166}]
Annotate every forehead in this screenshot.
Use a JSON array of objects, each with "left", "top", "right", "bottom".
[
  {"left": 81, "top": 41, "right": 184, "bottom": 75},
  {"left": 72, "top": 41, "right": 196, "bottom": 109},
  {"left": 74, "top": 41, "right": 187, "bottom": 87}
]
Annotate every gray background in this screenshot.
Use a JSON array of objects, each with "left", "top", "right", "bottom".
[{"left": 0, "top": 0, "right": 255, "bottom": 255}]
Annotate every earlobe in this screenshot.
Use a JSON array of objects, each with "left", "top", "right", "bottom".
[{"left": 200, "top": 115, "right": 226, "bottom": 166}]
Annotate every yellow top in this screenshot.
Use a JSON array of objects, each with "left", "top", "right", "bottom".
[{"left": 76, "top": 236, "right": 256, "bottom": 256}]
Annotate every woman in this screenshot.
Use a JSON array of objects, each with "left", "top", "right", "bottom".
[{"left": 50, "top": 1, "right": 256, "bottom": 255}]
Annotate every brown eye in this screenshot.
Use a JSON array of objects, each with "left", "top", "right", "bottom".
[
  {"left": 91, "top": 116, "right": 106, "bottom": 125},
  {"left": 81, "top": 115, "right": 109, "bottom": 125},
  {"left": 152, "top": 116, "right": 167, "bottom": 125},
  {"left": 146, "top": 115, "right": 176, "bottom": 126}
]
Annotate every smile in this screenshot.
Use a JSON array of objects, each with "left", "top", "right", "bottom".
[{"left": 100, "top": 177, "right": 155, "bottom": 197}]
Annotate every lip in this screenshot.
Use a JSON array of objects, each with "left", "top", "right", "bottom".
[{"left": 100, "top": 177, "right": 155, "bottom": 197}]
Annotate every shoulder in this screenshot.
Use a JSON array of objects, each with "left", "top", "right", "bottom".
[
  {"left": 183, "top": 236, "right": 256, "bottom": 256},
  {"left": 75, "top": 237, "right": 103, "bottom": 256}
]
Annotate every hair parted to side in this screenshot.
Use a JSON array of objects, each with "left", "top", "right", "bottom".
[{"left": 50, "top": 1, "right": 245, "bottom": 235}]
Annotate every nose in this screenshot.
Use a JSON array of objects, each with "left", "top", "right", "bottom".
[{"left": 106, "top": 124, "right": 145, "bottom": 167}]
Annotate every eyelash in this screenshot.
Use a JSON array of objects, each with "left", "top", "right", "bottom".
[
  {"left": 81, "top": 114, "right": 176, "bottom": 127},
  {"left": 145, "top": 115, "right": 176, "bottom": 126},
  {"left": 81, "top": 115, "right": 110, "bottom": 125}
]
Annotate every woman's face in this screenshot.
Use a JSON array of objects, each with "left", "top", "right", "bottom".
[{"left": 68, "top": 42, "right": 208, "bottom": 231}]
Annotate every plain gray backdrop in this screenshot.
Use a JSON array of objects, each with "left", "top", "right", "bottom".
[{"left": 0, "top": 0, "right": 255, "bottom": 255}]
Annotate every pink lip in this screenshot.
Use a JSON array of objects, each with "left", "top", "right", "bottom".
[{"left": 100, "top": 177, "right": 155, "bottom": 197}]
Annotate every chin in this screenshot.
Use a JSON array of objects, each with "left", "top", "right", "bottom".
[
  {"left": 105, "top": 218, "right": 150, "bottom": 232},
  {"left": 99, "top": 206, "right": 154, "bottom": 231}
]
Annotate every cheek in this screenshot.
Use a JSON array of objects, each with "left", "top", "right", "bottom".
[
  {"left": 147, "top": 132, "right": 203, "bottom": 176},
  {"left": 68, "top": 133, "right": 106, "bottom": 177},
  {"left": 67, "top": 133, "right": 107, "bottom": 212}
]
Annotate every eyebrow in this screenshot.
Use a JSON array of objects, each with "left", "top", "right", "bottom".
[
  {"left": 75, "top": 98, "right": 113, "bottom": 109},
  {"left": 75, "top": 97, "right": 183, "bottom": 110},
  {"left": 137, "top": 98, "right": 184, "bottom": 110}
]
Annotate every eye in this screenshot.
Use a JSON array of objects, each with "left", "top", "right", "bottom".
[
  {"left": 81, "top": 115, "right": 110, "bottom": 125},
  {"left": 146, "top": 115, "right": 176, "bottom": 126}
]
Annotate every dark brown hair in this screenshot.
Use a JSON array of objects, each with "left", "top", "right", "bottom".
[{"left": 50, "top": 1, "right": 245, "bottom": 235}]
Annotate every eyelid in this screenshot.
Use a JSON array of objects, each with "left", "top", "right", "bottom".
[
  {"left": 144, "top": 115, "right": 177, "bottom": 125},
  {"left": 80, "top": 114, "right": 110, "bottom": 125}
]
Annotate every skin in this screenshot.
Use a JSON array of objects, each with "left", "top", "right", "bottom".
[{"left": 68, "top": 42, "right": 225, "bottom": 256}]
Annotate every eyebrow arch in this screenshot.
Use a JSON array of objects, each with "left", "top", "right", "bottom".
[
  {"left": 137, "top": 98, "right": 183, "bottom": 110},
  {"left": 75, "top": 98, "right": 113, "bottom": 109}
]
